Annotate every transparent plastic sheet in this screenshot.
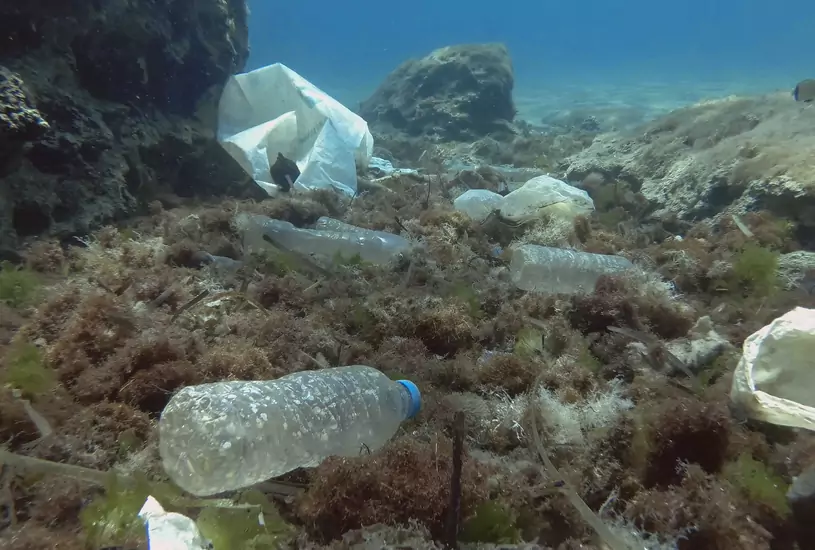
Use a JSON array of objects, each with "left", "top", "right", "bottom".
[{"left": 217, "top": 63, "right": 374, "bottom": 196}]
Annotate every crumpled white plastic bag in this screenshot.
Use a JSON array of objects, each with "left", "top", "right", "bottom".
[
  {"left": 499, "top": 175, "right": 594, "bottom": 224},
  {"left": 217, "top": 63, "right": 373, "bottom": 196},
  {"left": 730, "top": 307, "right": 815, "bottom": 431}
]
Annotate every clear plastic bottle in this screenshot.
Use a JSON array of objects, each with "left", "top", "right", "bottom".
[
  {"left": 453, "top": 189, "right": 505, "bottom": 222},
  {"left": 313, "top": 216, "right": 361, "bottom": 232},
  {"left": 158, "top": 365, "right": 421, "bottom": 496},
  {"left": 509, "top": 244, "right": 634, "bottom": 294},
  {"left": 236, "top": 213, "right": 411, "bottom": 265}
]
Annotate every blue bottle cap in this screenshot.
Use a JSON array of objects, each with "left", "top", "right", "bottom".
[{"left": 396, "top": 379, "right": 422, "bottom": 419}]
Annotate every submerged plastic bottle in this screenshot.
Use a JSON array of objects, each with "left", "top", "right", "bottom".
[
  {"left": 509, "top": 244, "right": 634, "bottom": 294},
  {"left": 158, "top": 365, "right": 422, "bottom": 496},
  {"left": 453, "top": 189, "right": 505, "bottom": 222},
  {"left": 236, "top": 213, "right": 411, "bottom": 265}
]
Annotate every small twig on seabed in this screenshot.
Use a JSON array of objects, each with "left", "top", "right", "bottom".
[
  {"left": 444, "top": 411, "right": 465, "bottom": 549},
  {"left": 170, "top": 289, "right": 210, "bottom": 322},
  {"left": 528, "top": 383, "right": 634, "bottom": 550}
]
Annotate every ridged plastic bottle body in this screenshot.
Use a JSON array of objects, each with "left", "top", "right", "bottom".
[
  {"left": 509, "top": 244, "right": 633, "bottom": 294},
  {"left": 243, "top": 214, "right": 409, "bottom": 265},
  {"left": 159, "top": 366, "right": 412, "bottom": 496},
  {"left": 313, "top": 216, "right": 360, "bottom": 232},
  {"left": 309, "top": 216, "right": 411, "bottom": 263}
]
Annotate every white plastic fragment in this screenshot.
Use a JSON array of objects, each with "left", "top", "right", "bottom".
[
  {"left": 368, "top": 156, "right": 418, "bottom": 178},
  {"left": 139, "top": 495, "right": 211, "bottom": 550},
  {"left": 730, "top": 307, "right": 815, "bottom": 431}
]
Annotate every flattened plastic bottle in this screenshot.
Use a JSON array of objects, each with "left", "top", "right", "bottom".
[
  {"left": 237, "top": 213, "right": 411, "bottom": 265},
  {"left": 509, "top": 244, "right": 634, "bottom": 294},
  {"left": 158, "top": 365, "right": 421, "bottom": 496}
]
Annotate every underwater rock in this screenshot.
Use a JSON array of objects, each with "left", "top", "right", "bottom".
[
  {"left": 269, "top": 152, "right": 300, "bottom": 193},
  {"left": 359, "top": 43, "right": 516, "bottom": 141},
  {"left": 665, "top": 316, "right": 732, "bottom": 373},
  {"left": 778, "top": 250, "right": 815, "bottom": 292},
  {"left": 0, "top": 1, "right": 256, "bottom": 249},
  {"left": 0, "top": 67, "right": 49, "bottom": 171},
  {"left": 509, "top": 245, "right": 633, "bottom": 295},
  {"left": 564, "top": 94, "right": 815, "bottom": 226}
]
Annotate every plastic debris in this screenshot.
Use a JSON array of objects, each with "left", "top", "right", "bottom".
[
  {"left": 368, "top": 156, "right": 419, "bottom": 178},
  {"left": 236, "top": 213, "right": 412, "bottom": 266},
  {"left": 509, "top": 244, "right": 633, "bottom": 294},
  {"left": 159, "top": 365, "right": 421, "bottom": 495},
  {"left": 139, "top": 495, "right": 211, "bottom": 550},
  {"left": 453, "top": 189, "right": 505, "bottom": 222},
  {"left": 217, "top": 63, "right": 373, "bottom": 196},
  {"left": 730, "top": 307, "right": 815, "bottom": 431},
  {"left": 499, "top": 175, "right": 594, "bottom": 224},
  {"left": 665, "top": 316, "right": 733, "bottom": 373}
]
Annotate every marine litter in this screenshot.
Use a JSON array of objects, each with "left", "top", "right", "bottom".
[{"left": 1, "top": 42, "right": 815, "bottom": 550}]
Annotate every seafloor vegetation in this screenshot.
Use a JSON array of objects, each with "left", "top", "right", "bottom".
[{"left": 1, "top": 145, "right": 814, "bottom": 549}]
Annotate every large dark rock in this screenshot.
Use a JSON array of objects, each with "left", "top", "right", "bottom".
[
  {"left": 359, "top": 43, "right": 516, "bottom": 142},
  {"left": 0, "top": 68, "right": 50, "bottom": 172},
  {"left": 0, "top": 0, "right": 262, "bottom": 249}
]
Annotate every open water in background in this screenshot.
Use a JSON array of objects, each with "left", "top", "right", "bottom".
[{"left": 246, "top": 0, "right": 814, "bottom": 122}]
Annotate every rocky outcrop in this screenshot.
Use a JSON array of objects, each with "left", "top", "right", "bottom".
[
  {"left": 359, "top": 43, "right": 516, "bottom": 142},
  {"left": 0, "top": 69, "right": 49, "bottom": 166},
  {"left": 0, "top": 0, "right": 259, "bottom": 250},
  {"left": 563, "top": 94, "right": 815, "bottom": 231}
]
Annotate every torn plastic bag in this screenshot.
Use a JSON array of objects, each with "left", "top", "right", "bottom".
[
  {"left": 730, "top": 307, "right": 815, "bottom": 431},
  {"left": 217, "top": 63, "right": 374, "bottom": 196}
]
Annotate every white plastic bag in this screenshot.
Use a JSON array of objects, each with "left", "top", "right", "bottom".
[
  {"left": 500, "top": 175, "right": 594, "bottom": 224},
  {"left": 217, "top": 63, "right": 374, "bottom": 196},
  {"left": 730, "top": 307, "right": 815, "bottom": 431}
]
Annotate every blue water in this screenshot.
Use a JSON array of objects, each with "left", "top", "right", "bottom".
[{"left": 247, "top": 0, "right": 814, "bottom": 120}]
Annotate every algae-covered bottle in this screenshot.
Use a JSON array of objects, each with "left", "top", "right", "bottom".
[{"left": 509, "top": 244, "right": 634, "bottom": 294}]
